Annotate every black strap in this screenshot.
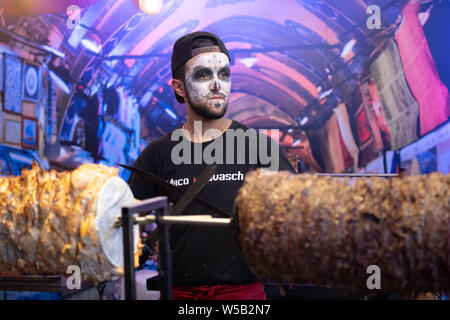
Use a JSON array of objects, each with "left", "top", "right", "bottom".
[
  {"left": 120, "top": 164, "right": 231, "bottom": 218},
  {"left": 122, "top": 164, "right": 231, "bottom": 253},
  {"left": 170, "top": 164, "right": 217, "bottom": 216},
  {"left": 144, "top": 164, "right": 218, "bottom": 249}
]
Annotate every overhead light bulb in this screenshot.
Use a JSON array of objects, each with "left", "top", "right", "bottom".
[
  {"left": 300, "top": 116, "right": 309, "bottom": 126},
  {"left": 81, "top": 38, "right": 102, "bottom": 54},
  {"left": 164, "top": 107, "right": 178, "bottom": 120},
  {"left": 139, "top": 0, "right": 163, "bottom": 15},
  {"left": 42, "top": 62, "right": 71, "bottom": 95},
  {"left": 341, "top": 39, "right": 356, "bottom": 58},
  {"left": 49, "top": 70, "right": 71, "bottom": 94},
  {"left": 41, "top": 45, "right": 65, "bottom": 59},
  {"left": 319, "top": 89, "right": 334, "bottom": 100}
]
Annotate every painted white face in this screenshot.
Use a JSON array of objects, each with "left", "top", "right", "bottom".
[{"left": 184, "top": 52, "right": 231, "bottom": 119}]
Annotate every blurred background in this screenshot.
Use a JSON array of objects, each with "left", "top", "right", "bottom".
[{"left": 0, "top": 0, "right": 448, "bottom": 178}]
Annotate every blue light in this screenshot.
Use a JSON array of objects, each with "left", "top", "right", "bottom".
[{"left": 164, "top": 107, "right": 177, "bottom": 120}]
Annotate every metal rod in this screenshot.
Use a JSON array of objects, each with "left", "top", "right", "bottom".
[
  {"left": 116, "top": 215, "right": 232, "bottom": 228},
  {"left": 318, "top": 173, "right": 399, "bottom": 178},
  {"left": 134, "top": 215, "right": 232, "bottom": 226},
  {"left": 122, "top": 207, "right": 136, "bottom": 300}
]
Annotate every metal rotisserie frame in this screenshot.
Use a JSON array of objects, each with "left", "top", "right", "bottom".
[{"left": 120, "top": 196, "right": 232, "bottom": 300}]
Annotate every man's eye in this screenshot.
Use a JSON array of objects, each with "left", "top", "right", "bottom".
[
  {"left": 219, "top": 72, "right": 230, "bottom": 79},
  {"left": 196, "top": 73, "right": 209, "bottom": 80}
]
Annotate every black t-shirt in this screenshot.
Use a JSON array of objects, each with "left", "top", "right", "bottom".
[{"left": 128, "top": 120, "right": 295, "bottom": 286}]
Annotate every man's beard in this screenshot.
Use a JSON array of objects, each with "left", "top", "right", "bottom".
[{"left": 186, "top": 92, "right": 228, "bottom": 120}]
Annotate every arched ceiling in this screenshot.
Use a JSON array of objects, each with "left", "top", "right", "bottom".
[{"left": 34, "top": 0, "right": 406, "bottom": 130}]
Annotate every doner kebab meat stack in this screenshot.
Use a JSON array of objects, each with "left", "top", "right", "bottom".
[
  {"left": 235, "top": 170, "right": 450, "bottom": 294},
  {"left": 0, "top": 163, "right": 142, "bottom": 283}
]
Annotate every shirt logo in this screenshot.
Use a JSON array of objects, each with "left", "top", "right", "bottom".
[{"left": 169, "top": 171, "right": 244, "bottom": 186}]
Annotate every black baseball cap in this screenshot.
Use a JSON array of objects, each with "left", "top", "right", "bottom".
[{"left": 171, "top": 31, "right": 230, "bottom": 103}]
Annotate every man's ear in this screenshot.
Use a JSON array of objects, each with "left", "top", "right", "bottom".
[{"left": 171, "top": 79, "right": 186, "bottom": 99}]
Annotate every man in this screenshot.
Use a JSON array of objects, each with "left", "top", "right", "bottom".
[{"left": 129, "top": 31, "right": 295, "bottom": 300}]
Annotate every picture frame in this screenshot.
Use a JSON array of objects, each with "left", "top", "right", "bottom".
[
  {"left": 3, "top": 112, "right": 22, "bottom": 146},
  {"left": 0, "top": 53, "right": 3, "bottom": 92},
  {"left": 22, "top": 60, "right": 41, "bottom": 102},
  {"left": 3, "top": 53, "right": 22, "bottom": 114},
  {"left": 23, "top": 100, "right": 37, "bottom": 118},
  {"left": 0, "top": 97, "right": 3, "bottom": 142},
  {"left": 355, "top": 104, "right": 374, "bottom": 150},
  {"left": 22, "top": 115, "right": 38, "bottom": 149}
]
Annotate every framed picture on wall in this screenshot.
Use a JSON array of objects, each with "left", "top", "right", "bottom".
[
  {"left": 3, "top": 53, "right": 22, "bottom": 114},
  {"left": 22, "top": 116, "right": 38, "bottom": 149},
  {"left": 23, "top": 100, "right": 37, "bottom": 118},
  {"left": 23, "top": 60, "right": 40, "bottom": 102},
  {"left": 3, "top": 112, "right": 22, "bottom": 146},
  {"left": 0, "top": 97, "right": 3, "bottom": 142},
  {"left": 0, "top": 53, "right": 3, "bottom": 92},
  {"left": 355, "top": 105, "right": 373, "bottom": 149}
]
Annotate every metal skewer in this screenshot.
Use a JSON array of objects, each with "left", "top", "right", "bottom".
[
  {"left": 114, "top": 214, "right": 231, "bottom": 228},
  {"left": 318, "top": 173, "right": 399, "bottom": 178}
]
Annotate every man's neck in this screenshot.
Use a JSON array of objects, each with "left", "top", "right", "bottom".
[{"left": 183, "top": 111, "right": 229, "bottom": 142}]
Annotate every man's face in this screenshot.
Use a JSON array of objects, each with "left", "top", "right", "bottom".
[{"left": 183, "top": 52, "right": 231, "bottom": 119}]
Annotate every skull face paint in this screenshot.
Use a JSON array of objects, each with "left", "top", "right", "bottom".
[{"left": 184, "top": 52, "right": 231, "bottom": 119}]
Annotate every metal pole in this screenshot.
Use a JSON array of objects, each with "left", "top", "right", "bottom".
[
  {"left": 122, "top": 207, "right": 136, "bottom": 300},
  {"left": 156, "top": 206, "right": 172, "bottom": 300},
  {"left": 119, "top": 197, "right": 230, "bottom": 300}
]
